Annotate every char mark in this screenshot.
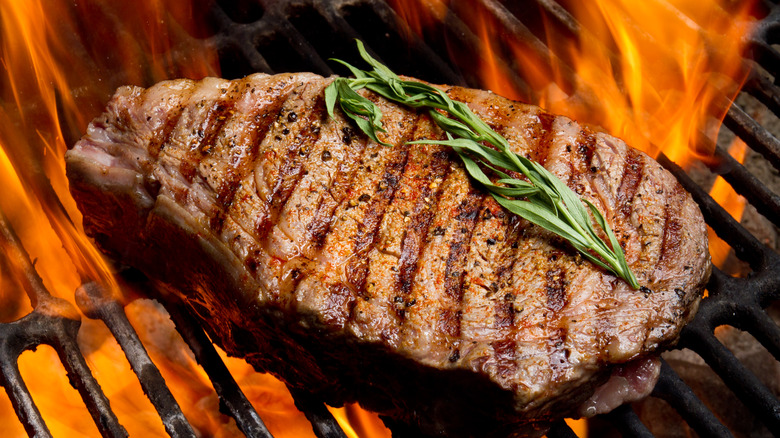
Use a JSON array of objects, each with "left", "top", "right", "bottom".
[
  {"left": 548, "top": 328, "right": 569, "bottom": 381},
  {"left": 343, "top": 128, "right": 414, "bottom": 295},
  {"left": 444, "top": 190, "right": 483, "bottom": 302},
  {"left": 345, "top": 258, "right": 369, "bottom": 295},
  {"left": 322, "top": 283, "right": 357, "bottom": 329},
  {"left": 495, "top": 301, "right": 515, "bottom": 328},
  {"left": 179, "top": 97, "right": 237, "bottom": 184},
  {"left": 532, "top": 112, "right": 556, "bottom": 165},
  {"left": 577, "top": 129, "right": 596, "bottom": 167},
  {"left": 439, "top": 188, "right": 484, "bottom": 339},
  {"left": 616, "top": 149, "right": 646, "bottom": 219},
  {"left": 396, "top": 149, "right": 453, "bottom": 299},
  {"left": 440, "top": 309, "right": 462, "bottom": 338},
  {"left": 211, "top": 83, "right": 292, "bottom": 233},
  {"left": 148, "top": 99, "right": 191, "bottom": 160},
  {"left": 545, "top": 267, "right": 567, "bottom": 313},
  {"left": 305, "top": 139, "right": 369, "bottom": 248},
  {"left": 659, "top": 184, "right": 687, "bottom": 265},
  {"left": 260, "top": 90, "right": 327, "bottom": 238},
  {"left": 491, "top": 339, "right": 518, "bottom": 380},
  {"left": 354, "top": 145, "right": 411, "bottom": 252}
]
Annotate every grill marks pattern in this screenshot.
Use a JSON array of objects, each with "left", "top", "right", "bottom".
[
  {"left": 67, "top": 73, "right": 713, "bottom": 432},
  {"left": 179, "top": 79, "right": 237, "bottom": 184},
  {"left": 346, "top": 142, "right": 409, "bottom": 285},
  {"left": 659, "top": 184, "right": 688, "bottom": 265},
  {"left": 204, "top": 79, "right": 292, "bottom": 234},
  {"left": 146, "top": 74, "right": 321, "bottom": 299},
  {"left": 305, "top": 130, "right": 368, "bottom": 249},
  {"left": 395, "top": 132, "right": 453, "bottom": 302},
  {"left": 128, "top": 74, "right": 706, "bottom": 386},
  {"left": 146, "top": 83, "right": 196, "bottom": 162},
  {"left": 291, "top": 94, "right": 418, "bottom": 333}
]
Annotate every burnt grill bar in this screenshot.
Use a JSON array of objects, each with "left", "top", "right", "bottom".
[
  {"left": 2, "top": 207, "right": 346, "bottom": 437},
  {"left": 2, "top": 0, "right": 780, "bottom": 437},
  {"left": 75, "top": 283, "right": 197, "bottom": 438},
  {"left": 683, "top": 326, "right": 780, "bottom": 431},
  {"left": 723, "top": 105, "right": 780, "bottom": 171},
  {"left": 161, "top": 295, "right": 274, "bottom": 438},
  {"left": 603, "top": 405, "right": 654, "bottom": 438},
  {"left": 287, "top": 387, "right": 349, "bottom": 438},
  {"left": 710, "top": 145, "right": 780, "bottom": 227},
  {"left": 0, "top": 214, "right": 126, "bottom": 438},
  {"left": 651, "top": 360, "right": 733, "bottom": 437}
]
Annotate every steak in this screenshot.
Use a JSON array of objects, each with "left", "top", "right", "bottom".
[{"left": 65, "top": 72, "right": 710, "bottom": 437}]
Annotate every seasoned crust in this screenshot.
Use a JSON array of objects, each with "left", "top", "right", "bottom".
[{"left": 66, "top": 72, "right": 709, "bottom": 436}]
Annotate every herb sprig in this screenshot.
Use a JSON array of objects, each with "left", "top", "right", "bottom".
[{"left": 325, "top": 41, "right": 639, "bottom": 289}]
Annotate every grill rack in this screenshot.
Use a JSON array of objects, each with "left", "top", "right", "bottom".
[{"left": 1, "top": 0, "right": 779, "bottom": 437}]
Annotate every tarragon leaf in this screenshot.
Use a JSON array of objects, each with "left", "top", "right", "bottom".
[{"left": 327, "top": 40, "right": 640, "bottom": 289}]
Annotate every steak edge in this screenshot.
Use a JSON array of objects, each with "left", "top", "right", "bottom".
[{"left": 65, "top": 72, "right": 710, "bottom": 437}]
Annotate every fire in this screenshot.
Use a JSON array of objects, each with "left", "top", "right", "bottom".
[
  {"left": 0, "top": 0, "right": 761, "bottom": 437},
  {"left": 392, "top": 0, "right": 450, "bottom": 38},
  {"left": 708, "top": 138, "right": 749, "bottom": 268},
  {"left": 467, "top": 0, "right": 755, "bottom": 166},
  {"left": 0, "top": 1, "right": 384, "bottom": 437}
]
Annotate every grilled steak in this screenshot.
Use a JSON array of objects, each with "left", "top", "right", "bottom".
[{"left": 65, "top": 72, "right": 710, "bottom": 437}]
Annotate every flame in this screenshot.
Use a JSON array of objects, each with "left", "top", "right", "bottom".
[
  {"left": 0, "top": 0, "right": 761, "bottom": 436},
  {"left": 478, "top": 0, "right": 754, "bottom": 166},
  {"left": 0, "top": 0, "right": 384, "bottom": 436},
  {"left": 708, "top": 138, "right": 749, "bottom": 268},
  {"left": 330, "top": 405, "right": 393, "bottom": 438},
  {"left": 391, "top": 0, "right": 450, "bottom": 38}
]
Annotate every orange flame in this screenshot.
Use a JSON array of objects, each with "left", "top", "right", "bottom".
[
  {"left": 477, "top": 0, "right": 755, "bottom": 165},
  {"left": 0, "top": 0, "right": 384, "bottom": 436},
  {"left": 391, "top": 0, "right": 450, "bottom": 37},
  {"left": 708, "top": 138, "right": 749, "bottom": 268},
  {"left": 0, "top": 0, "right": 761, "bottom": 437}
]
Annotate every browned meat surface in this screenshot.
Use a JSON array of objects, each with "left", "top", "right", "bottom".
[{"left": 65, "top": 72, "right": 710, "bottom": 437}]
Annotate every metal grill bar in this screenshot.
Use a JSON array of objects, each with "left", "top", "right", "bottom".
[
  {"left": 741, "top": 308, "right": 780, "bottom": 360},
  {"left": 723, "top": 105, "right": 780, "bottom": 171},
  {"left": 658, "top": 153, "right": 777, "bottom": 270},
  {"left": 0, "top": 214, "right": 127, "bottom": 438},
  {"left": 287, "top": 387, "right": 349, "bottom": 438},
  {"left": 162, "top": 296, "right": 273, "bottom": 438},
  {"left": 710, "top": 145, "right": 780, "bottom": 228},
  {"left": 603, "top": 405, "right": 654, "bottom": 438},
  {"left": 3, "top": 221, "right": 349, "bottom": 438},
  {"left": 1, "top": 312, "right": 58, "bottom": 438},
  {"left": 652, "top": 360, "right": 733, "bottom": 438},
  {"left": 744, "top": 71, "right": 780, "bottom": 116},
  {"left": 682, "top": 328, "right": 780, "bottom": 431},
  {"left": 76, "top": 283, "right": 197, "bottom": 438}
]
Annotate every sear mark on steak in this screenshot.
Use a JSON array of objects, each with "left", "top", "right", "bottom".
[{"left": 65, "top": 72, "right": 710, "bottom": 437}]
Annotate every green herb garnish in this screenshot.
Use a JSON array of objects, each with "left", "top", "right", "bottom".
[{"left": 325, "top": 40, "right": 640, "bottom": 289}]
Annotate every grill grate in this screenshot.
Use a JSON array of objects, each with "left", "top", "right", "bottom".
[
  {"left": 1, "top": 0, "right": 779, "bottom": 437},
  {"left": 1, "top": 209, "right": 346, "bottom": 438}
]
